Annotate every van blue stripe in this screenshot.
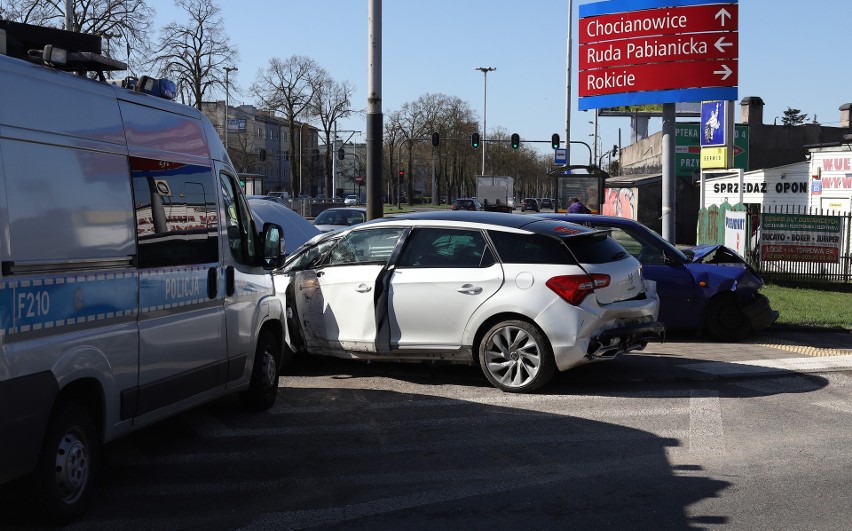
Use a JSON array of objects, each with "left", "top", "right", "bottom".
[
  {"left": 139, "top": 266, "right": 215, "bottom": 311},
  {"left": 0, "top": 271, "right": 138, "bottom": 336}
]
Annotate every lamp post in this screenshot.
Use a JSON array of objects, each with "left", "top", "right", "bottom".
[
  {"left": 298, "top": 122, "right": 307, "bottom": 196},
  {"left": 475, "top": 66, "right": 496, "bottom": 176},
  {"left": 223, "top": 66, "right": 238, "bottom": 151}
]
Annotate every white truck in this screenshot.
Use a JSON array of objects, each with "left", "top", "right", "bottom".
[{"left": 476, "top": 175, "right": 515, "bottom": 212}]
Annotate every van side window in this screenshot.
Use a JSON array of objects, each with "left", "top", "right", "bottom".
[
  {"left": 131, "top": 157, "right": 218, "bottom": 268},
  {"left": 219, "top": 173, "right": 257, "bottom": 264}
]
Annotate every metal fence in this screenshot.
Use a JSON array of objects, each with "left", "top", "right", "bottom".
[{"left": 697, "top": 203, "right": 852, "bottom": 284}]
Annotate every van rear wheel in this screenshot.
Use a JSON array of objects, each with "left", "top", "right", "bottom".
[
  {"left": 31, "top": 400, "right": 100, "bottom": 524},
  {"left": 241, "top": 330, "right": 281, "bottom": 410}
]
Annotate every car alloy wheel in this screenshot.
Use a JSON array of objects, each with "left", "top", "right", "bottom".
[{"left": 479, "top": 320, "right": 556, "bottom": 392}]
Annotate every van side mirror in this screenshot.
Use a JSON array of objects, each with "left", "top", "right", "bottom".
[{"left": 261, "top": 223, "right": 285, "bottom": 269}]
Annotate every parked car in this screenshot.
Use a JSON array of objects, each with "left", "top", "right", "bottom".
[
  {"left": 313, "top": 207, "right": 367, "bottom": 232},
  {"left": 344, "top": 194, "right": 359, "bottom": 206},
  {"left": 522, "top": 198, "right": 540, "bottom": 212},
  {"left": 539, "top": 198, "right": 554, "bottom": 210},
  {"left": 538, "top": 213, "right": 779, "bottom": 341},
  {"left": 274, "top": 211, "right": 663, "bottom": 392},
  {"left": 247, "top": 198, "right": 321, "bottom": 255},
  {"left": 450, "top": 197, "right": 483, "bottom": 211}
]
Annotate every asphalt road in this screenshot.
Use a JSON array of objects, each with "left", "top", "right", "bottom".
[{"left": 4, "top": 342, "right": 852, "bottom": 530}]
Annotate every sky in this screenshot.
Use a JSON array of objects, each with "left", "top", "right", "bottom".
[{"left": 153, "top": 0, "right": 852, "bottom": 165}]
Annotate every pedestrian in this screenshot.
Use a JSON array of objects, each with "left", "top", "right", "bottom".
[{"left": 567, "top": 197, "right": 591, "bottom": 214}]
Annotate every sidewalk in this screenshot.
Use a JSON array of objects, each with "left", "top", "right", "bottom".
[{"left": 566, "top": 325, "right": 852, "bottom": 383}]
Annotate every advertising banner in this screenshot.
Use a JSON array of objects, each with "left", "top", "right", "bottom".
[
  {"left": 723, "top": 210, "right": 747, "bottom": 257},
  {"left": 759, "top": 213, "right": 842, "bottom": 263}
]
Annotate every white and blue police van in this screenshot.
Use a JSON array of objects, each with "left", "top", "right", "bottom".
[{"left": 0, "top": 21, "right": 286, "bottom": 522}]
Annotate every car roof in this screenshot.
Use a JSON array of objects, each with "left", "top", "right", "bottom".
[
  {"left": 370, "top": 211, "right": 598, "bottom": 238},
  {"left": 538, "top": 213, "right": 635, "bottom": 224},
  {"left": 247, "top": 198, "right": 321, "bottom": 253},
  {"left": 319, "top": 207, "right": 366, "bottom": 213}
]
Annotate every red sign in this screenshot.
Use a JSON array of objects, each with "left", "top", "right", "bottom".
[
  {"left": 580, "top": 4, "right": 737, "bottom": 45},
  {"left": 579, "top": 60, "right": 737, "bottom": 97},
  {"left": 579, "top": 32, "right": 738, "bottom": 70},
  {"left": 761, "top": 245, "right": 840, "bottom": 263},
  {"left": 355, "top": 175, "right": 364, "bottom": 184}
]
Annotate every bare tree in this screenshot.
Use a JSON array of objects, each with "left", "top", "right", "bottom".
[
  {"left": 395, "top": 98, "right": 431, "bottom": 205},
  {"left": 152, "top": 0, "right": 237, "bottom": 109},
  {"left": 1, "top": 0, "right": 154, "bottom": 73},
  {"left": 309, "top": 72, "right": 358, "bottom": 197},
  {"left": 384, "top": 110, "right": 406, "bottom": 204},
  {"left": 252, "top": 55, "right": 321, "bottom": 197}
]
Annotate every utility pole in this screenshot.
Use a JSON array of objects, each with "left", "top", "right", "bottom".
[
  {"left": 366, "top": 0, "right": 383, "bottom": 220},
  {"left": 565, "top": 0, "right": 573, "bottom": 169}
]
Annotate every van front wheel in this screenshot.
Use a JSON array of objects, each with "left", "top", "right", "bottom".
[
  {"left": 241, "top": 330, "right": 281, "bottom": 410},
  {"left": 32, "top": 400, "right": 100, "bottom": 524}
]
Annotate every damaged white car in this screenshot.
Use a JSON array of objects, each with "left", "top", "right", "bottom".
[{"left": 274, "top": 212, "right": 664, "bottom": 392}]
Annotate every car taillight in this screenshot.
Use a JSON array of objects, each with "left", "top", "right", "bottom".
[{"left": 546, "top": 274, "right": 610, "bottom": 305}]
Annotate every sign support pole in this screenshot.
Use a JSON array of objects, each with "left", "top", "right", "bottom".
[{"left": 662, "top": 102, "right": 676, "bottom": 243}]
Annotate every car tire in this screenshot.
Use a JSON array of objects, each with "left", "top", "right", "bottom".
[
  {"left": 478, "top": 320, "right": 556, "bottom": 393},
  {"left": 704, "top": 295, "right": 752, "bottom": 342},
  {"left": 241, "top": 330, "right": 281, "bottom": 410},
  {"left": 31, "top": 400, "right": 101, "bottom": 524}
]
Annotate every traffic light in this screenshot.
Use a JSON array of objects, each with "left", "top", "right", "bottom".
[
  {"left": 398, "top": 170, "right": 404, "bottom": 178},
  {"left": 338, "top": 147, "right": 345, "bottom": 160},
  {"left": 431, "top": 131, "right": 440, "bottom": 147},
  {"left": 511, "top": 133, "right": 520, "bottom": 149},
  {"left": 551, "top": 133, "right": 560, "bottom": 150},
  {"left": 471, "top": 132, "right": 480, "bottom": 149},
  {"left": 611, "top": 144, "right": 619, "bottom": 157}
]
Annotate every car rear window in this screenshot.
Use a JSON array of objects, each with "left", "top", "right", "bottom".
[
  {"left": 562, "top": 232, "right": 629, "bottom": 264},
  {"left": 488, "top": 231, "right": 576, "bottom": 264}
]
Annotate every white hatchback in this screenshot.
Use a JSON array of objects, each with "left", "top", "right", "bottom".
[
  {"left": 274, "top": 211, "right": 663, "bottom": 392},
  {"left": 344, "top": 194, "right": 358, "bottom": 206}
]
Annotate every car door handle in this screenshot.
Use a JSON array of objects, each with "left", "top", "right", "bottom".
[
  {"left": 356, "top": 284, "right": 372, "bottom": 293},
  {"left": 456, "top": 284, "right": 483, "bottom": 295}
]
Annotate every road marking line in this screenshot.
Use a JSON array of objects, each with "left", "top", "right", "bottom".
[{"left": 679, "top": 354, "right": 852, "bottom": 376}]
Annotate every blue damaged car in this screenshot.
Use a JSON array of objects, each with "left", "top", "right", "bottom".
[{"left": 538, "top": 214, "right": 778, "bottom": 341}]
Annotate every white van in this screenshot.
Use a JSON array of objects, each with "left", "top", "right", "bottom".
[{"left": 0, "top": 21, "right": 285, "bottom": 522}]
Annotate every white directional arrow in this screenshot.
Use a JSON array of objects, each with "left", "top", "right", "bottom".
[
  {"left": 714, "top": 36, "right": 733, "bottom": 53},
  {"left": 715, "top": 7, "right": 732, "bottom": 26},
  {"left": 714, "top": 64, "right": 733, "bottom": 80}
]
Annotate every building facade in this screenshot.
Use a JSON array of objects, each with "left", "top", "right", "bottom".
[{"left": 201, "top": 101, "right": 320, "bottom": 196}]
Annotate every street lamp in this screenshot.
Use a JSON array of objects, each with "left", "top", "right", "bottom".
[
  {"left": 475, "top": 66, "right": 496, "bottom": 176},
  {"left": 298, "top": 121, "right": 307, "bottom": 196},
  {"left": 224, "top": 66, "right": 238, "bottom": 150}
]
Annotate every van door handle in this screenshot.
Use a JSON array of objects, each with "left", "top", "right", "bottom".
[
  {"left": 226, "top": 266, "right": 235, "bottom": 296},
  {"left": 207, "top": 267, "right": 217, "bottom": 299},
  {"left": 356, "top": 284, "right": 372, "bottom": 293}
]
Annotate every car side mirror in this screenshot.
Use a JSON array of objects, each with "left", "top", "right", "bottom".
[{"left": 260, "top": 222, "right": 285, "bottom": 269}]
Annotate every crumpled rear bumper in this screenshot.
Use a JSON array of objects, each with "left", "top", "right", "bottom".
[
  {"left": 742, "top": 293, "right": 779, "bottom": 332},
  {"left": 586, "top": 321, "right": 666, "bottom": 359}
]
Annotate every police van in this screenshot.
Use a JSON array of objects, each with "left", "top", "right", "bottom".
[{"left": 0, "top": 21, "right": 286, "bottom": 522}]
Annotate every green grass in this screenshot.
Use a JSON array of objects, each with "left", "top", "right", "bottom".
[{"left": 762, "top": 283, "right": 852, "bottom": 329}]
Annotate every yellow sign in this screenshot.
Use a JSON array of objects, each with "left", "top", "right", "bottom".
[{"left": 701, "top": 147, "right": 728, "bottom": 169}]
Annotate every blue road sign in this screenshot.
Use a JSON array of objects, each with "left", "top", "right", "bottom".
[{"left": 700, "top": 100, "right": 727, "bottom": 147}]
